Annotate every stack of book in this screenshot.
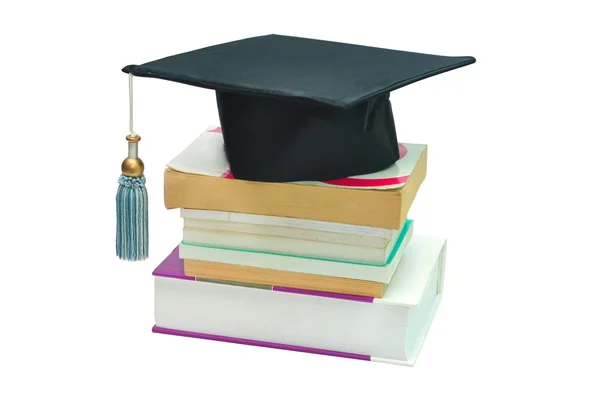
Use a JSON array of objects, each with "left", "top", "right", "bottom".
[{"left": 152, "top": 126, "right": 447, "bottom": 366}]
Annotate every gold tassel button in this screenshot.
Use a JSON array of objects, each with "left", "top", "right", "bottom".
[
  {"left": 122, "top": 157, "right": 145, "bottom": 177},
  {"left": 122, "top": 135, "right": 145, "bottom": 177}
]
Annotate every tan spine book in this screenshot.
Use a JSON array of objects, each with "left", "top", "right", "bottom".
[
  {"left": 163, "top": 128, "right": 427, "bottom": 230},
  {"left": 183, "top": 259, "right": 387, "bottom": 298}
]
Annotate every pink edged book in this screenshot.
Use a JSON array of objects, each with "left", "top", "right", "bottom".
[
  {"left": 151, "top": 235, "right": 447, "bottom": 366},
  {"left": 167, "top": 126, "right": 426, "bottom": 191}
]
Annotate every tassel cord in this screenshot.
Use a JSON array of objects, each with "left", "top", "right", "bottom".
[{"left": 129, "top": 73, "right": 137, "bottom": 138}]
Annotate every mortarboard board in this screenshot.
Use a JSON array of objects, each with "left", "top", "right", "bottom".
[
  {"left": 122, "top": 34, "right": 475, "bottom": 183},
  {"left": 115, "top": 34, "right": 475, "bottom": 261}
]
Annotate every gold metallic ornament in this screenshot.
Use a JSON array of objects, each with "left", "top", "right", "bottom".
[
  {"left": 121, "top": 157, "right": 145, "bottom": 177},
  {"left": 121, "top": 134, "right": 144, "bottom": 177},
  {"left": 125, "top": 135, "right": 141, "bottom": 144}
]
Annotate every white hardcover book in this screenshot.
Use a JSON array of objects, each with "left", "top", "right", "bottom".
[
  {"left": 181, "top": 226, "right": 398, "bottom": 264},
  {"left": 178, "top": 220, "right": 413, "bottom": 283},
  {"left": 153, "top": 235, "right": 447, "bottom": 366}
]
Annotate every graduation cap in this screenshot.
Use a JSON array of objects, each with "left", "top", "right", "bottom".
[{"left": 115, "top": 34, "right": 475, "bottom": 261}]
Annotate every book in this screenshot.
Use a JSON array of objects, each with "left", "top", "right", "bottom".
[
  {"left": 182, "top": 227, "right": 397, "bottom": 264},
  {"left": 183, "top": 215, "right": 400, "bottom": 265},
  {"left": 164, "top": 126, "right": 427, "bottom": 229},
  {"left": 184, "top": 260, "right": 389, "bottom": 298},
  {"left": 179, "top": 220, "right": 413, "bottom": 283},
  {"left": 152, "top": 235, "right": 447, "bottom": 366},
  {"left": 181, "top": 208, "right": 398, "bottom": 248}
]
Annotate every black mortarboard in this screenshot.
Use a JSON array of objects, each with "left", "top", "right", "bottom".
[{"left": 122, "top": 34, "right": 475, "bottom": 182}]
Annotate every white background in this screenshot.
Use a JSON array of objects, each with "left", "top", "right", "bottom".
[{"left": 1, "top": 1, "right": 599, "bottom": 396}]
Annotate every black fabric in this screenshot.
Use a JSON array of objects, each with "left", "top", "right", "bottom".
[
  {"left": 122, "top": 34, "right": 475, "bottom": 182},
  {"left": 217, "top": 91, "right": 399, "bottom": 182}
]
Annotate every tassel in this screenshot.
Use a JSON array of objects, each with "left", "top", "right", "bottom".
[{"left": 116, "top": 74, "right": 149, "bottom": 261}]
